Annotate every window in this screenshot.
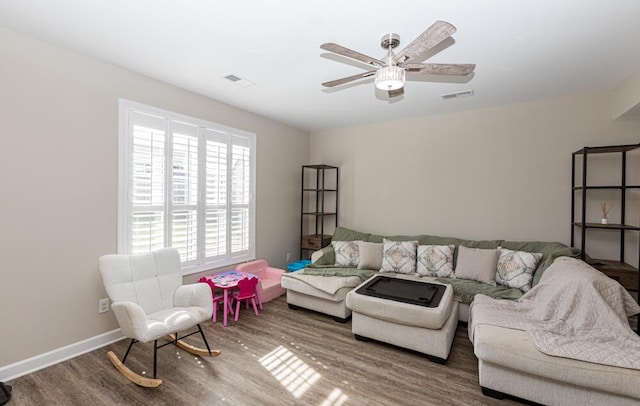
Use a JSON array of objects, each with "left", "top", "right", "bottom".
[{"left": 118, "top": 99, "right": 255, "bottom": 274}]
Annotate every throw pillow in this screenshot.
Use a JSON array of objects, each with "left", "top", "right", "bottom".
[
  {"left": 455, "top": 246, "right": 499, "bottom": 286},
  {"left": 332, "top": 240, "right": 360, "bottom": 266},
  {"left": 496, "top": 248, "right": 543, "bottom": 292},
  {"left": 380, "top": 239, "right": 418, "bottom": 274},
  {"left": 416, "top": 245, "right": 455, "bottom": 278},
  {"left": 357, "top": 241, "right": 384, "bottom": 270}
]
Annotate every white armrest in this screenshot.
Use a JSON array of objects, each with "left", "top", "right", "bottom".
[
  {"left": 174, "top": 283, "right": 213, "bottom": 314},
  {"left": 111, "top": 301, "right": 150, "bottom": 342}
]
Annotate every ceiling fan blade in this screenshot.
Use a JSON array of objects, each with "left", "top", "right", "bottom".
[
  {"left": 322, "top": 71, "right": 376, "bottom": 87},
  {"left": 394, "top": 21, "right": 456, "bottom": 64},
  {"left": 321, "top": 43, "right": 385, "bottom": 67},
  {"left": 388, "top": 88, "right": 404, "bottom": 98},
  {"left": 404, "top": 63, "right": 475, "bottom": 76}
]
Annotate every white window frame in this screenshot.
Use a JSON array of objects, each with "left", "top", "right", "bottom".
[{"left": 118, "top": 99, "right": 256, "bottom": 275}]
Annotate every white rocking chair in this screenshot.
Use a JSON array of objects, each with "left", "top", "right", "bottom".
[{"left": 98, "top": 248, "right": 220, "bottom": 387}]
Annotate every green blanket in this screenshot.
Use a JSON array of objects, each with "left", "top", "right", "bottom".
[
  {"left": 435, "top": 278, "right": 523, "bottom": 304},
  {"left": 302, "top": 267, "right": 376, "bottom": 282}
]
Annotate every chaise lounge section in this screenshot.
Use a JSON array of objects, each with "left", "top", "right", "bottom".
[{"left": 470, "top": 257, "right": 640, "bottom": 405}]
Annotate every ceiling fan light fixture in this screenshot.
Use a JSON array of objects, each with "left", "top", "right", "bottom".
[{"left": 374, "top": 65, "right": 405, "bottom": 90}]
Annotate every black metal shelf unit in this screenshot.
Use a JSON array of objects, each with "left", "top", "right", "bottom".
[
  {"left": 300, "top": 165, "right": 339, "bottom": 259},
  {"left": 571, "top": 143, "right": 640, "bottom": 332}
]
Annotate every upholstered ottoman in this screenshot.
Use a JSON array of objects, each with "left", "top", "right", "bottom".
[{"left": 346, "top": 274, "right": 458, "bottom": 363}]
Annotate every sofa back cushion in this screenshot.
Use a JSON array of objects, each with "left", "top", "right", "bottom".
[
  {"left": 455, "top": 246, "right": 499, "bottom": 286},
  {"left": 357, "top": 241, "right": 384, "bottom": 270}
]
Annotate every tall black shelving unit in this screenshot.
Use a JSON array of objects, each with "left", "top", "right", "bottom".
[
  {"left": 300, "top": 165, "right": 339, "bottom": 259},
  {"left": 571, "top": 143, "right": 640, "bottom": 332}
]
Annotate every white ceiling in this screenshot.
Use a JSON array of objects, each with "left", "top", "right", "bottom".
[{"left": 1, "top": 1, "right": 640, "bottom": 132}]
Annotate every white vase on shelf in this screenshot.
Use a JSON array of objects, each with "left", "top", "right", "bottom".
[{"left": 601, "top": 217, "right": 608, "bottom": 225}]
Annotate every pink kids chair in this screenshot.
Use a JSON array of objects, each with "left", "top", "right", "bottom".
[
  {"left": 200, "top": 278, "right": 233, "bottom": 323},
  {"left": 235, "top": 259, "right": 286, "bottom": 306},
  {"left": 232, "top": 277, "right": 259, "bottom": 321}
]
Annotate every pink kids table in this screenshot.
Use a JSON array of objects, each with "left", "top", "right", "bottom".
[{"left": 199, "top": 270, "right": 262, "bottom": 326}]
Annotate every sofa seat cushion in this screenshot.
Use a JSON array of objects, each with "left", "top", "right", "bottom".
[
  {"left": 346, "top": 274, "right": 454, "bottom": 330},
  {"left": 473, "top": 324, "right": 640, "bottom": 400},
  {"left": 139, "top": 307, "right": 210, "bottom": 343}
]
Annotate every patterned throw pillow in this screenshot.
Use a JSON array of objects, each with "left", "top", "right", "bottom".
[
  {"left": 496, "top": 248, "right": 543, "bottom": 292},
  {"left": 380, "top": 240, "right": 418, "bottom": 274},
  {"left": 332, "top": 240, "right": 360, "bottom": 266},
  {"left": 416, "top": 245, "right": 455, "bottom": 278}
]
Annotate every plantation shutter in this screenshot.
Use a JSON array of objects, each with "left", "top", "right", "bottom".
[
  {"left": 119, "top": 100, "right": 255, "bottom": 274},
  {"left": 204, "top": 128, "right": 228, "bottom": 260},
  {"left": 230, "top": 134, "right": 251, "bottom": 256},
  {"left": 170, "top": 121, "right": 199, "bottom": 263},
  {"left": 129, "top": 111, "right": 166, "bottom": 254}
]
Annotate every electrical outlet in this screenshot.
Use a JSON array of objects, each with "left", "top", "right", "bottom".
[
  {"left": 286, "top": 252, "right": 292, "bottom": 262},
  {"left": 98, "top": 298, "right": 110, "bottom": 313}
]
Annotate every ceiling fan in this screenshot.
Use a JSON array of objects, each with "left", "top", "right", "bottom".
[{"left": 320, "top": 20, "right": 475, "bottom": 97}]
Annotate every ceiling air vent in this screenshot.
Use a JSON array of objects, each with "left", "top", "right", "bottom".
[
  {"left": 441, "top": 90, "right": 474, "bottom": 100},
  {"left": 224, "top": 74, "right": 255, "bottom": 88}
]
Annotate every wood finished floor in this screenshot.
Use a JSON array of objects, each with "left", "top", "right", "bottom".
[{"left": 8, "top": 296, "right": 522, "bottom": 406}]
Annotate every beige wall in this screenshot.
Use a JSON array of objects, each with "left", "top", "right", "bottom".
[
  {"left": 309, "top": 93, "right": 640, "bottom": 255},
  {"left": 0, "top": 27, "right": 309, "bottom": 367},
  {"left": 613, "top": 67, "right": 640, "bottom": 120}
]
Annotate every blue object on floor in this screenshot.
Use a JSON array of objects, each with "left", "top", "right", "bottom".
[{"left": 287, "top": 260, "right": 311, "bottom": 272}]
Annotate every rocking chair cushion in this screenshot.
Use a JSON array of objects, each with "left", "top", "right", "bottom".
[
  {"left": 111, "top": 284, "right": 213, "bottom": 343},
  {"left": 98, "top": 248, "right": 213, "bottom": 343},
  {"left": 146, "top": 307, "right": 210, "bottom": 342}
]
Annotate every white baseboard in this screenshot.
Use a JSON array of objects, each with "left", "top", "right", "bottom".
[{"left": 0, "top": 329, "right": 124, "bottom": 382}]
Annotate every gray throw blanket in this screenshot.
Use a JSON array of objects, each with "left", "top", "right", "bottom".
[
  {"left": 283, "top": 272, "right": 362, "bottom": 294},
  {"left": 469, "top": 257, "right": 640, "bottom": 370}
]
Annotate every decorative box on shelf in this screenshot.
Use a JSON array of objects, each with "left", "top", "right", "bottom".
[{"left": 301, "top": 234, "right": 332, "bottom": 251}]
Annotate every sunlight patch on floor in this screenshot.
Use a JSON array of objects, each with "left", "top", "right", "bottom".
[
  {"left": 259, "top": 345, "right": 321, "bottom": 398},
  {"left": 320, "top": 388, "right": 349, "bottom": 406}
]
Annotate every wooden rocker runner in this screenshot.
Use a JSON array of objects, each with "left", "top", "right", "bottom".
[{"left": 98, "top": 248, "right": 221, "bottom": 387}]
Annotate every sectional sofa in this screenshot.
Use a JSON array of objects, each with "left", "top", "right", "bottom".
[
  {"left": 283, "top": 226, "right": 575, "bottom": 323},
  {"left": 281, "top": 226, "right": 640, "bottom": 405}
]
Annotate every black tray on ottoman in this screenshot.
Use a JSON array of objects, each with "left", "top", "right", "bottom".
[{"left": 356, "top": 275, "right": 446, "bottom": 308}]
